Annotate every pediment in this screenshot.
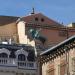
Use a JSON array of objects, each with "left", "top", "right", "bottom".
[{"left": 21, "top": 13, "right": 64, "bottom": 28}]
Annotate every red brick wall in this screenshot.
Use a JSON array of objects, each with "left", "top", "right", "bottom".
[{"left": 39, "top": 28, "right": 75, "bottom": 48}]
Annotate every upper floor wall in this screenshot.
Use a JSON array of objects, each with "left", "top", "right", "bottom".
[
  {"left": 0, "top": 14, "right": 75, "bottom": 49},
  {"left": 0, "top": 22, "right": 18, "bottom": 44}
]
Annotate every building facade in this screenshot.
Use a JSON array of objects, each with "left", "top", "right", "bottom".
[
  {"left": 0, "top": 12, "right": 75, "bottom": 75},
  {"left": 0, "top": 16, "right": 35, "bottom": 46},
  {"left": 0, "top": 13, "right": 75, "bottom": 50},
  {"left": 18, "top": 13, "right": 75, "bottom": 49},
  {"left": 0, "top": 44, "right": 37, "bottom": 75},
  {"left": 40, "top": 35, "right": 75, "bottom": 75}
]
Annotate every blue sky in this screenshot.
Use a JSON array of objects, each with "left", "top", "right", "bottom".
[{"left": 0, "top": 0, "right": 75, "bottom": 25}]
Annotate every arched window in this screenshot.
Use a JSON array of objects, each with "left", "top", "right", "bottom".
[
  {"left": 18, "top": 54, "right": 26, "bottom": 61},
  {"left": 0, "top": 53, "right": 8, "bottom": 58}
]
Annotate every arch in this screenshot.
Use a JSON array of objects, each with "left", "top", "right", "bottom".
[
  {"left": 0, "top": 48, "right": 10, "bottom": 55},
  {"left": 0, "top": 53, "right": 8, "bottom": 58},
  {"left": 15, "top": 48, "right": 28, "bottom": 57},
  {"left": 18, "top": 54, "right": 26, "bottom": 61}
]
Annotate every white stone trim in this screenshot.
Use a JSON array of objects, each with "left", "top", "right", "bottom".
[
  {"left": 0, "top": 48, "right": 10, "bottom": 55},
  {"left": 15, "top": 48, "right": 28, "bottom": 56}
]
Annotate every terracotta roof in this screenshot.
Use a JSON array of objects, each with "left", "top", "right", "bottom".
[
  {"left": 0, "top": 13, "right": 64, "bottom": 28},
  {"left": 40, "top": 35, "right": 75, "bottom": 55},
  {"left": 0, "top": 15, "right": 19, "bottom": 25},
  {"left": 21, "top": 13, "right": 64, "bottom": 28}
]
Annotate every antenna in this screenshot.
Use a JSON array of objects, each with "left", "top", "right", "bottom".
[
  {"left": 62, "top": 22, "right": 63, "bottom": 25},
  {"left": 31, "top": 7, "right": 35, "bottom": 14}
]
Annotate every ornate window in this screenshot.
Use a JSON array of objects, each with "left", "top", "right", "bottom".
[
  {"left": 0, "top": 53, "right": 8, "bottom": 64},
  {"left": 18, "top": 54, "right": 26, "bottom": 66},
  {"left": 18, "top": 54, "right": 26, "bottom": 61},
  {"left": 0, "top": 53, "right": 8, "bottom": 58},
  {"left": 15, "top": 49, "right": 28, "bottom": 58}
]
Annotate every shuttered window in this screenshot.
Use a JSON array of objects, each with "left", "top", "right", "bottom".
[
  {"left": 46, "top": 63, "right": 55, "bottom": 75},
  {"left": 46, "top": 68, "right": 54, "bottom": 75},
  {"left": 60, "top": 64, "right": 66, "bottom": 75},
  {"left": 72, "top": 58, "right": 75, "bottom": 73}
]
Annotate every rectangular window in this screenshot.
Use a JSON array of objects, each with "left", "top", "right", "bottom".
[
  {"left": 72, "top": 58, "right": 75, "bottom": 72},
  {"left": 60, "top": 58, "right": 66, "bottom": 75},
  {"left": 46, "top": 68, "right": 54, "bottom": 75},
  {"left": 60, "top": 64, "right": 66, "bottom": 75}
]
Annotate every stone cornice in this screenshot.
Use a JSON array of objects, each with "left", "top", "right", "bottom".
[
  {"left": 26, "top": 23, "right": 75, "bottom": 32},
  {"left": 39, "top": 36, "right": 75, "bottom": 64}
]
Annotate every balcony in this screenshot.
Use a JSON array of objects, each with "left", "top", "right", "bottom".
[{"left": 0, "top": 58, "right": 37, "bottom": 69}]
